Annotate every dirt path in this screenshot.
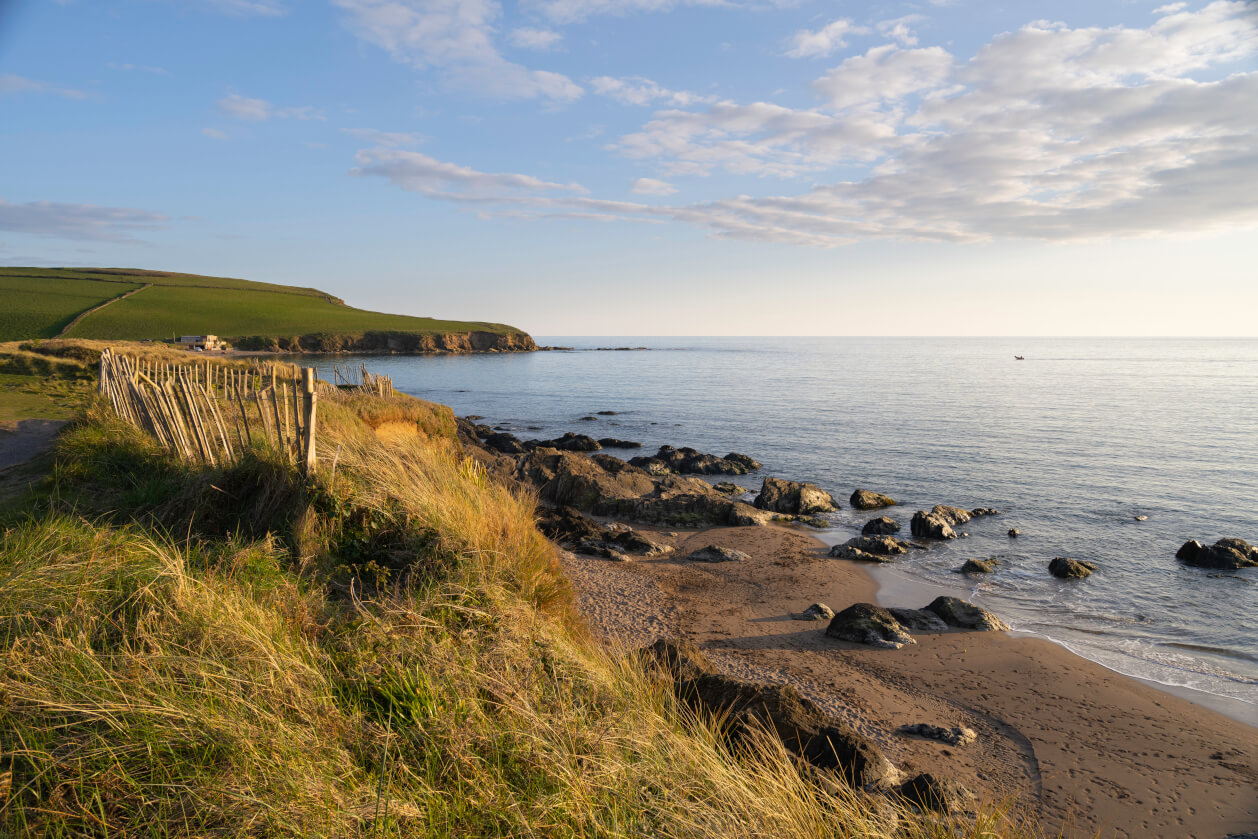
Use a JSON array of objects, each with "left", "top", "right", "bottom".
[
  {"left": 558, "top": 522, "right": 1258, "bottom": 839},
  {"left": 57, "top": 283, "right": 150, "bottom": 337},
  {"left": 0, "top": 419, "right": 66, "bottom": 471}
]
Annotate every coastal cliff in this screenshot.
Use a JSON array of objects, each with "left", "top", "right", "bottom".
[{"left": 230, "top": 329, "right": 538, "bottom": 354}]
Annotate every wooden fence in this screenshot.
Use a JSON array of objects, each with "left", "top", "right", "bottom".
[
  {"left": 98, "top": 348, "right": 318, "bottom": 472},
  {"left": 332, "top": 362, "right": 395, "bottom": 398}
]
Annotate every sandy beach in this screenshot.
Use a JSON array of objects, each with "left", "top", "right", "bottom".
[{"left": 560, "top": 522, "right": 1258, "bottom": 839}]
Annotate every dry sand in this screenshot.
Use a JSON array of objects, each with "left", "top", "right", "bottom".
[{"left": 560, "top": 522, "right": 1258, "bottom": 839}]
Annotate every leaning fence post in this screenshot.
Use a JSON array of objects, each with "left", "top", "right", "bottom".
[{"left": 302, "top": 367, "right": 317, "bottom": 475}]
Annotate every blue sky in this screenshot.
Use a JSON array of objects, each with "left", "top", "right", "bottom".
[{"left": 2, "top": 0, "right": 1256, "bottom": 335}]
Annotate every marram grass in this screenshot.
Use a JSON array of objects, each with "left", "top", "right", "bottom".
[{"left": 0, "top": 386, "right": 1043, "bottom": 838}]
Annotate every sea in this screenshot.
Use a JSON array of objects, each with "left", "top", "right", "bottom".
[{"left": 301, "top": 337, "right": 1258, "bottom": 725}]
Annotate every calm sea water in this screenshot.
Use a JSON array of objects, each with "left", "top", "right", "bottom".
[{"left": 304, "top": 338, "right": 1258, "bottom": 722}]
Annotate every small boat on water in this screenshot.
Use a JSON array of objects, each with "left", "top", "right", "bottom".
[{"left": 1014, "top": 355, "right": 1025, "bottom": 360}]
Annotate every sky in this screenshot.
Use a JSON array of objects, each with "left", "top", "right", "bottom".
[{"left": 1, "top": 0, "right": 1256, "bottom": 336}]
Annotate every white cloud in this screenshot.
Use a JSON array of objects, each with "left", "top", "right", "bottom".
[
  {"left": 510, "top": 27, "right": 562, "bottom": 50},
  {"left": 202, "top": 0, "right": 286, "bottom": 15},
  {"left": 218, "top": 95, "right": 326, "bottom": 121},
  {"left": 0, "top": 199, "right": 167, "bottom": 243},
  {"left": 342, "top": 127, "right": 425, "bottom": 147},
  {"left": 877, "top": 14, "right": 923, "bottom": 47},
  {"left": 784, "top": 18, "right": 863, "bottom": 59},
  {"left": 362, "top": 2, "right": 1258, "bottom": 248},
  {"left": 218, "top": 94, "right": 271, "bottom": 120},
  {"left": 107, "top": 62, "right": 171, "bottom": 76},
  {"left": 524, "top": 0, "right": 725, "bottom": 25},
  {"left": 333, "top": 0, "right": 582, "bottom": 102},
  {"left": 0, "top": 74, "right": 86, "bottom": 99},
  {"left": 591, "top": 75, "right": 712, "bottom": 106},
  {"left": 202, "top": 127, "right": 231, "bottom": 140},
  {"left": 631, "top": 177, "right": 677, "bottom": 195}
]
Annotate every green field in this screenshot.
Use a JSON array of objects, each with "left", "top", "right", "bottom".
[
  {"left": 1, "top": 268, "right": 526, "bottom": 344},
  {"left": 0, "top": 274, "right": 142, "bottom": 341}
]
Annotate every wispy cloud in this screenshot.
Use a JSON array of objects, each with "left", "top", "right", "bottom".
[
  {"left": 0, "top": 74, "right": 87, "bottom": 99},
  {"left": 509, "top": 27, "right": 562, "bottom": 50},
  {"left": 631, "top": 177, "right": 677, "bottom": 195},
  {"left": 218, "top": 94, "right": 326, "bottom": 121},
  {"left": 332, "top": 0, "right": 582, "bottom": 103},
  {"left": 590, "top": 75, "right": 712, "bottom": 106},
  {"left": 107, "top": 62, "right": 172, "bottom": 76},
  {"left": 0, "top": 199, "right": 168, "bottom": 243},
  {"left": 784, "top": 19, "right": 866, "bottom": 59},
  {"left": 342, "top": 127, "right": 425, "bottom": 147}
]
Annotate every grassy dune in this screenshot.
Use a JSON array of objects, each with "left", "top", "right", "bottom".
[
  {"left": 0, "top": 352, "right": 1035, "bottom": 838},
  {"left": 0, "top": 268, "right": 527, "bottom": 345}
]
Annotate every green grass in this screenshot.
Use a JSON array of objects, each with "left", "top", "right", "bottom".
[
  {"left": 0, "top": 275, "right": 142, "bottom": 341},
  {"left": 66, "top": 284, "right": 516, "bottom": 341},
  {"left": 0, "top": 268, "right": 528, "bottom": 344}
]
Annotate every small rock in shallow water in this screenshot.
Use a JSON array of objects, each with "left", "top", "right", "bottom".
[
  {"left": 834, "top": 535, "right": 909, "bottom": 557},
  {"left": 826, "top": 603, "right": 915, "bottom": 649},
  {"left": 959, "top": 558, "right": 998, "bottom": 574},
  {"left": 899, "top": 724, "right": 978, "bottom": 747},
  {"left": 795, "top": 603, "right": 835, "bottom": 621},
  {"left": 862, "top": 516, "right": 900, "bottom": 535},
  {"left": 1008, "top": 528, "right": 1021, "bottom": 538},
  {"left": 713, "top": 481, "right": 744, "bottom": 496},
  {"left": 1134, "top": 514, "right": 1148, "bottom": 521},
  {"left": 686, "top": 545, "right": 749, "bottom": 563},
  {"left": 1049, "top": 557, "right": 1097, "bottom": 578},
  {"left": 850, "top": 489, "right": 896, "bottom": 509},
  {"left": 1176, "top": 538, "right": 1258, "bottom": 570}
]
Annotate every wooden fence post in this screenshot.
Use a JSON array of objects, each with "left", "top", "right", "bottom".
[{"left": 302, "top": 367, "right": 317, "bottom": 475}]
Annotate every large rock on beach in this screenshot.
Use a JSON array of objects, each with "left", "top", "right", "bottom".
[
  {"left": 842, "top": 535, "right": 909, "bottom": 556},
  {"left": 1176, "top": 538, "right": 1258, "bottom": 570},
  {"left": 850, "top": 489, "right": 896, "bottom": 510},
  {"left": 637, "top": 639, "right": 898, "bottom": 788},
  {"left": 862, "top": 516, "right": 900, "bottom": 535},
  {"left": 826, "top": 603, "right": 916, "bottom": 649},
  {"left": 899, "top": 724, "right": 978, "bottom": 747},
  {"left": 686, "top": 545, "right": 748, "bottom": 563},
  {"left": 535, "top": 505, "right": 608, "bottom": 545},
  {"left": 1049, "top": 557, "right": 1096, "bottom": 578},
  {"left": 887, "top": 608, "right": 949, "bottom": 633},
  {"left": 754, "top": 477, "right": 839, "bottom": 516},
  {"left": 924, "top": 597, "right": 1010, "bottom": 631},
  {"left": 795, "top": 602, "right": 835, "bottom": 621}
]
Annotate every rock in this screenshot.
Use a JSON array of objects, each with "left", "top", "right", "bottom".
[
  {"left": 1008, "top": 528, "right": 1021, "bottom": 538},
  {"left": 713, "top": 481, "right": 744, "bottom": 496},
  {"left": 596, "top": 410, "right": 617, "bottom": 415},
  {"left": 828, "top": 546, "right": 893, "bottom": 563},
  {"left": 723, "top": 453, "right": 762, "bottom": 472},
  {"left": 464, "top": 415, "right": 484, "bottom": 421},
  {"left": 930, "top": 505, "right": 973, "bottom": 526},
  {"left": 910, "top": 510, "right": 958, "bottom": 540},
  {"left": 610, "top": 529, "right": 674, "bottom": 557},
  {"left": 629, "top": 456, "right": 671, "bottom": 475},
  {"left": 969, "top": 507, "right": 1000, "bottom": 517},
  {"left": 576, "top": 542, "right": 631, "bottom": 562},
  {"left": 825, "top": 603, "right": 916, "bottom": 649},
  {"left": 474, "top": 423, "right": 495, "bottom": 437},
  {"left": 899, "top": 724, "right": 977, "bottom": 747},
  {"left": 535, "top": 505, "right": 608, "bottom": 545},
  {"left": 686, "top": 545, "right": 749, "bottom": 563},
  {"left": 579, "top": 416, "right": 598, "bottom": 421},
  {"left": 526, "top": 432, "right": 602, "bottom": 452},
  {"left": 887, "top": 608, "right": 949, "bottom": 633},
  {"left": 924, "top": 597, "right": 1010, "bottom": 631},
  {"left": 862, "top": 516, "right": 900, "bottom": 535},
  {"left": 1134, "top": 514, "right": 1148, "bottom": 521},
  {"left": 838, "top": 535, "right": 909, "bottom": 556},
  {"left": 754, "top": 477, "right": 839, "bottom": 516},
  {"left": 481, "top": 431, "right": 526, "bottom": 454},
  {"left": 959, "top": 558, "right": 998, "bottom": 574},
  {"left": 850, "top": 489, "right": 896, "bottom": 510},
  {"left": 796, "top": 516, "right": 830, "bottom": 529},
  {"left": 1049, "top": 557, "right": 1096, "bottom": 578},
  {"left": 1176, "top": 538, "right": 1258, "bottom": 570},
  {"left": 897, "top": 773, "right": 974, "bottom": 814},
  {"left": 637, "top": 639, "right": 898, "bottom": 789},
  {"left": 597, "top": 438, "right": 643, "bottom": 449},
  {"left": 727, "top": 502, "right": 773, "bottom": 527},
  {"left": 795, "top": 603, "right": 835, "bottom": 621},
  {"left": 635, "top": 446, "right": 763, "bottom": 476}
]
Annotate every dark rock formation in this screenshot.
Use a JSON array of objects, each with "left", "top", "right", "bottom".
[
  {"left": 899, "top": 724, "right": 977, "bottom": 747},
  {"left": 597, "top": 438, "right": 643, "bottom": 449},
  {"left": 850, "top": 489, "right": 896, "bottom": 510},
  {"left": 924, "top": 597, "right": 1010, "bottom": 631},
  {"left": 482, "top": 431, "right": 526, "bottom": 454},
  {"left": 1176, "top": 538, "right": 1258, "bottom": 570},
  {"left": 910, "top": 510, "right": 958, "bottom": 540},
  {"left": 1049, "top": 557, "right": 1097, "bottom": 578},
  {"left": 713, "top": 482, "right": 745, "bottom": 496},
  {"left": 897, "top": 773, "right": 974, "bottom": 814},
  {"left": 1008, "top": 528, "right": 1021, "bottom": 538},
  {"left": 535, "top": 505, "right": 608, "bottom": 545},
  {"left": 579, "top": 416, "right": 598, "bottom": 421},
  {"left": 754, "top": 477, "right": 839, "bottom": 516},
  {"left": 862, "top": 516, "right": 900, "bottom": 535},
  {"left": 596, "top": 410, "right": 617, "bottom": 415},
  {"left": 828, "top": 545, "right": 893, "bottom": 563},
  {"left": 887, "top": 608, "right": 949, "bottom": 633},
  {"left": 527, "top": 432, "right": 601, "bottom": 452},
  {"left": 795, "top": 603, "right": 835, "bottom": 621},
  {"left": 840, "top": 535, "right": 909, "bottom": 556},
  {"left": 825, "top": 604, "right": 915, "bottom": 649},
  {"left": 637, "top": 639, "right": 898, "bottom": 788},
  {"left": 969, "top": 507, "right": 1001, "bottom": 517},
  {"left": 686, "top": 545, "right": 749, "bottom": 563},
  {"left": 959, "top": 558, "right": 999, "bottom": 574},
  {"left": 630, "top": 446, "right": 762, "bottom": 476}
]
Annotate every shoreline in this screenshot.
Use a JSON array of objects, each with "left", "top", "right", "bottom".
[{"left": 558, "top": 519, "right": 1258, "bottom": 838}]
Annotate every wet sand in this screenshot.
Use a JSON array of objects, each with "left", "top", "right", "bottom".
[{"left": 560, "top": 522, "right": 1258, "bottom": 839}]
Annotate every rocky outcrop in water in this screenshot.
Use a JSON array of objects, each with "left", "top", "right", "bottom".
[
  {"left": 850, "top": 489, "right": 896, "bottom": 510},
  {"left": 826, "top": 603, "right": 916, "bottom": 649},
  {"left": 829, "top": 535, "right": 909, "bottom": 563},
  {"left": 960, "top": 558, "right": 999, "bottom": 574},
  {"left": 910, "top": 510, "right": 958, "bottom": 540},
  {"left": 1176, "top": 538, "right": 1258, "bottom": 570},
  {"left": 637, "top": 639, "right": 899, "bottom": 789},
  {"left": 597, "top": 438, "right": 642, "bottom": 449},
  {"left": 527, "top": 432, "right": 601, "bottom": 452},
  {"left": 862, "top": 516, "right": 900, "bottom": 535},
  {"left": 754, "top": 477, "right": 839, "bottom": 516},
  {"left": 924, "top": 596, "right": 1010, "bottom": 631},
  {"left": 1049, "top": 557, "right": 1096, "bottom": 578},
  {"left": 629, "top": 446, "right": 761, "bottom": 476}
]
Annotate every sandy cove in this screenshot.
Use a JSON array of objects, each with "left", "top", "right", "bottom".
[{"left": 559, "top": 522, "right": 1258, "bottom": 839}]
